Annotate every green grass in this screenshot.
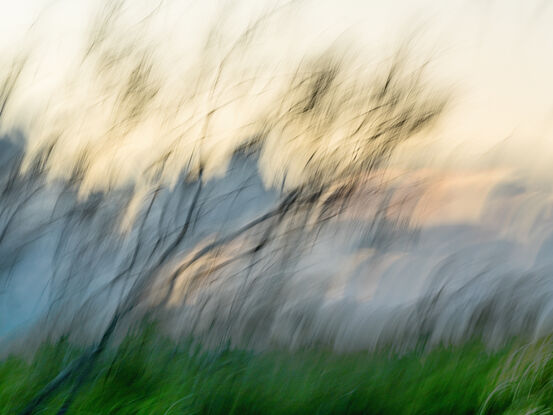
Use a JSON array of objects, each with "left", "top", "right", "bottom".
[{"left": 2, "top": 330, "right": 553, "bottom": 414}]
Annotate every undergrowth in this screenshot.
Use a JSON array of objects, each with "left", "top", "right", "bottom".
[{"left": 2, "top": 330, "right": 553, "bottom": 414}]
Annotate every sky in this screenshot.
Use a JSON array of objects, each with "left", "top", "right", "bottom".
[
  {"left": 3, "top": 0, "right": 553, "bottom": 347},
  {"left": 1, "top": 0, "right": 553, "bottom": 183}
]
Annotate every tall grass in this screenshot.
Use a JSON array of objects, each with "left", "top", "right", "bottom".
[
  {"left": 5, "top": 2, "right": 544, "bottom": 415},
  {"left": 3, "top": 329, "right": 553, "bottom": 414}
]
